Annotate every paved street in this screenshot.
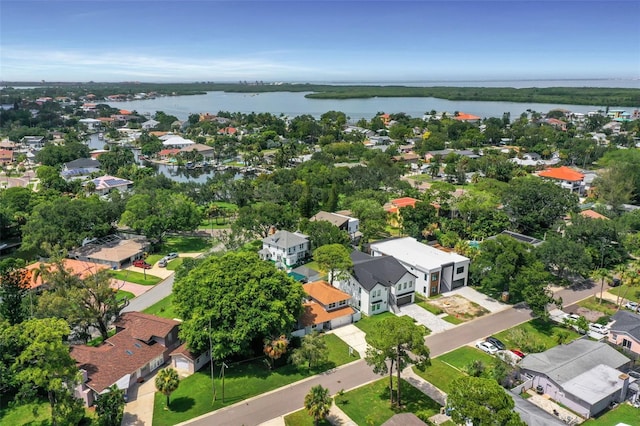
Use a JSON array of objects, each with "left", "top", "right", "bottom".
[
  {"left": 121, "top": 274, "right": 175, "bottom": 313},
  {"left": 182, "top": 282, "right": 598, "bottom": 425}
]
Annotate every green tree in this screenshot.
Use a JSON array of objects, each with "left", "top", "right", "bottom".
[
  {"left": 95, "top": 385, "right": 125, "bottom": 426},
  {"left": 263, "top": 335, "right": 289, "bottom": 369},
  {"left": 535, "top": 235, "right": 592, "bottom": 280},
  {"left": 300, "top": 219, "right": 350, "bottom": 249},
  {"left": 313, "top": 244, "right": 352, "bottom": 285},
  {"left": 364, "top": 315, "right": 430, "bottom": 407},
  {"left": 120, "top": 190, "right": 202, "bottom": 245},
  {"left": 304, "top": 385, "right": 332, "bottom": 426},
  {"left": 447, "top": 377, "right": 526, "bottom": 426},
  {"left": 7, "top": 318, "right": 83, "bottom": 426},
  {"left": 399, "top": 202, "right": 438, "bottom": 239},
  {"left": 290, "top": 331, "right": 329, "bottom": 369},
  {"left": 0, "top": 259, "right": 29, "bottom": 325},
  {"left": 348, "top": 199, "right": 387, "bottom": 242},
  {"left": 174, "top": 252, "right": 304, "bottom": 359},
  {"left": 155, "top": 367, "right": 180, "bottom": 408},
  {"left": 233, "top": 202, "right": 299, "bottom": 238},
  {"left": 593, "top": 268, "right": 611, "bottom": 304}
]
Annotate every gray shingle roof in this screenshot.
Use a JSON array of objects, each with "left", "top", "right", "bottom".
[
  {"left": 519, "top": 340, "right": 630, "bottom": 385},
  {"left": 350, "top": 251, "right": 414, "bottom": 291},
  {"left": 64, "top": 158, "right": 101, "bottom": 169},
  {"left": 262, "top": 230, "right": 308, "bottom": 250},
  {"left": 610, "top": 310, "right": 640, "bottom": 341}
]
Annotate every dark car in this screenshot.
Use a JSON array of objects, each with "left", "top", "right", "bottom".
[
  {"left": 485, "top": 336, "right": 506, "bottom": 351},
  {"left": 133, "top": 259, "right": 151, "bottom": 269},
  {"left": 611, "top": 278, "right": 621, "bottom": 287}
]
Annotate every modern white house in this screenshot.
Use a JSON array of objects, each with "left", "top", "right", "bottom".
[
  {"left": 369, "top": 237, "right": 469, "bottom": 298},
  {"left": 259, "top": 230, "right": 310, "bottom": 268},
  {"left": 161, "top": 135, "right": 195, "bottom": 148},
  {"left": 333, "top": 251, "right": 416, "bottom": 315}
]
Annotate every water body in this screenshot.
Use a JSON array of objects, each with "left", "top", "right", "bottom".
[{"left": 106, "top": 79, "right": 639, "bottom": 121}]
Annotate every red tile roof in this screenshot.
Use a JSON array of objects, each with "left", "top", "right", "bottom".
[
  {"left": 158, "top": 148, "right": 181, "bottom": 156},
  {"left": 538, "top": 166, "right": 584, "bottom": 182},
  {"left": 579, "top": 209, "right": 609, "bottom": 220},
  {"left": 24, "top": 259, "right": 109, "bottom": 289},
  {"left": 303, "top": 281, "right": 351, "bottom": 305},
  {"left": 454, "top": 112, "right": 481, "bottom": 121},
  {"left": 300, "top": 302, "right": 354, "bottom": 327}
]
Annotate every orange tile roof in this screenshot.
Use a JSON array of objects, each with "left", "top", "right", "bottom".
[
  {"left": 303, "top": 281, "right": 351, "bottom": 305},
  {"left": 119, "top": 109, "right": 132, "bottom": 115},
  {"left": 579, "top": 209, "right": 609, "bottom": 220},
  {"left": 538, "top": 166, "right": 584, "bottom": 182},
  {"left": 300, "top": 302, "right": 355, "bottom": 326},
  {"left": 391, "top": 197, "right": 420, "bottom": 208},
  {"left": 149, "top": 131, "right": 168, "bottom": 137},
  {"left": 454, "top": 112, "right": 481, "bottom": 121},
  {"left": 25, "top": 259, "right": 109, "bottom": 289}
]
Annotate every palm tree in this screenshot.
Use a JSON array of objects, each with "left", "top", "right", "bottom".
[
  {"left": 155, "top": 368, "right": 180, "bottom": 409},
  {"left": 263, "top": 335, "right": 289, "bottom": 369},
  {"left": 593, "top": 268, "right": 611, "bottom": 305},
  {"left": 304, "top": 385, "right": 332, "bottom": 426},
  {"left": 614, "top": 264, "right": 627, "bottom": 306}
]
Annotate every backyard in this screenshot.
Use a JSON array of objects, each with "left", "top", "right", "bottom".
[
  {"left": 584, "top": 403, "right": 639, "bottom": 425},
  {"left": 152, "top": 333, "right": 356, "bottom": 426}
]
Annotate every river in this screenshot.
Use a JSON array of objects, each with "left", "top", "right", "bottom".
[{"left": 105, "top": 79, "right": 640, "bottom": 121}]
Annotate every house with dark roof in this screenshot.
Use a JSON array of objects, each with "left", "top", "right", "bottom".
[
  {"left": 71, "top": 312, "right": 181, "bottom": 406},
  {"left": 519, "top": 339, "right": 632, "bottom": 419},
  {"left": 309, "top": 211, "right": 361, "bottom": 242},
  {"left": 170, "top": 343, "right": 211, "bottom": 375},
  {"left": 61, "top": 158, "right": 101, "bottom": 180},
  {"left": 607, "top": 310, "right": 640, "bottom": 357},
  {"left": 296, "top": 281, "right": 355, "bottom": 334},
  {"left": 333, "top": 251, "right": 416, "bottom": 315},
  {"left": 259, "top": 230, "right": 310, "bottom": 268}
]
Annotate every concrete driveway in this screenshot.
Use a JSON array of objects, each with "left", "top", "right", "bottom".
[
  {"left": 448, "top": 286, "right": 510, "bottom": 313},
  {"left": 327, "top": 324, "right": 369, "bottom": 357},
  {"left": 397, "top": 304, "right": 455, "bottom": 334}
]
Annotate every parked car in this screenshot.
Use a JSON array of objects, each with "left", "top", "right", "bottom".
[
  {"left": 588, "top": 323, "right": 609, "bottom": 335},
  {"left": 158, "top": 258, "right": 168, "bottom": 268},
  {"left": 166, "top": 252, "right": 179, "bottom": 260},
  {"left": 133, "top": 259, "right": 151, "bottom": 269},
  {"left": 510, "top": 349, "right": 525, "bottom": 358},
  {"left": 611, "top": 278, "right": 621, "bottom": 287},
  {"left": 475, "top": 341, "right": 498, "bottom": 355},
  {"left": 624, "top": 301, "right": 639, "bottom": 311},
  {"left": 485, "top": 336, "right": 506, "bottom": 351}
]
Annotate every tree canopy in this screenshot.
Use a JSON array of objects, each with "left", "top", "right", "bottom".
[{"left": 173, "top": 251, "right": 305, "bottom": 359}]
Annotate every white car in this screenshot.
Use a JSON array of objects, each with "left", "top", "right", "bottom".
[
  {"left": 588, "top": 323, "right": 609, "bottom": 335},
  {"left": 624, "top": 301, "right": 639, "bottom": 312},
  {"left": 475, "top": 341, "right": 498, "bottom": 355}
]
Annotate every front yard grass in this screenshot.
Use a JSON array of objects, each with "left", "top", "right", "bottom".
[
  {"left": 336, "top": 377, "right": 441, "bottom": 425},
  {"left": 109, "top": 270, "right": 161, "bottom": 286},
  {"left": 412, "top": 358, "right": 464, "bottom": 394},
  {"left": 166, "top": 258, "right": 183, "bottom": 270},
  {"left": 355, "top": 312, "right": 395, "bottom": 341},
  {"left": 608, "top": 286, "right": 640, "bottom": 303},
  {"left": 584, "top": 402, "right": 638, "bottom": 425},
  {"left": 417, "top": 300, "right": 443, "bottom": 315},
  {"left": 284, "top": 409, "right": 331, "bottom": 426},
  {"left": 438, "top": 346, "right": 495, "bottom": 371},
  {"left": 152, "top": 333, "right": 357, "bottom": 426},
  {"left": 161, "top": 236, "right": 212, "bottom": 253},
  {"left": 146, "top": 254, "right": 164, "bottom": 265},
  {"left": 578, "top": 296, "right": 620, "bottom": 316},
  {"left": 0, "top": 400, "right": 50, "bottom": 425},
  {"left": 116, "top": 289, "right": 135, "bottom": 301},
  {"left": 143, "top": 294, "right": 180, "bottom": 320},
  {"left": 493, "top": 318, "right": 581, "bottom": 352},
  {"left": 442, "top": 315, "right": 464, "bottom": 325}
]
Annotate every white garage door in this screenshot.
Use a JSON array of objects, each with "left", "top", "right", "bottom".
[
  {"left": 174, "top": 358, "right": 190, "bottom": 372},
  {"left": 331, "top": 315, "right": 352, "bottom": 329}
]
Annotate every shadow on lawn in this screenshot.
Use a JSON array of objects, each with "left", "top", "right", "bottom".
[{"left": 168, "top": 396, "right": 195, "bottom": 413}]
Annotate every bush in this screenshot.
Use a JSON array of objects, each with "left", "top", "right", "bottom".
[
  {"left": 596, "top": 315, "right": 611, "bottom": 325},
  {"left": 505, "top": 329, "right": 546, "bottom": 353}
]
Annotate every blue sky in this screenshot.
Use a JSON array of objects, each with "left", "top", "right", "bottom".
[{"left": 1, "top": 1, "right": 639, "bottom": 82}]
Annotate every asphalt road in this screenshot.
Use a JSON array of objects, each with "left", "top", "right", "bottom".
[
  {"left": 182, "top": 282, "right": 598, "bottom": 426},
  {"left": 121, "top": 274, "right": 175, "bottom": 313}
]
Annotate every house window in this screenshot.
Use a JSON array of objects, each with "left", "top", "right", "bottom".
[
  {"left": 623, "top": 339, "right": 632, "bottom": 349},
  {"left": 372, "top": 303, "right": 381, "bottom": 312},
  {"left": 339, "top": 300, "right": 346, "bottom": 306},
  {"left": 299, "top": 244, "right": 304, "bottom": 249},
  {"left": 328, "top": 302, "right": 336, "bottom": 309},
  {"left": 423, "top": 286, "right": 426, "bottom": 293},
  {"left": 409, "top": 281, "right": 413, "bottom": 288},
  {"left": 431, "top": 272, "right": 439, "bottom": 282},
  {"left": 456, "top": 266, "right": 464, "bottom": 274},
  {"left": 431, "top": 286, "right": 437, "bottom": 294},
  {"left": 403, "top": 282, "right": 407, "bottom": 289}
]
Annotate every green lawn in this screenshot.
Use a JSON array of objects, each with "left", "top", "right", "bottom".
[
  {"left": 284, "top": 409, "right": 331, "bottom": 426},
  {"left": 336, "top": 378, "right": 441, "bottom": 425},
  {"left": 152, "top": 334, "right": 356, "bottom": 426},
  {"left": 166, "top": 258, "right": 184, "bottom": 270},
  {"left": 116, "top": 290, "right": 135, "bottom": 301},
  {"left": 578, "top": 296, "right": 618, "bottom": 316},
  {"left": 417, "top": 300, "right": 444, "bottom": 315},
  {"left": 146, "top": 254, "right": 165, "bottom": 265},
  {"left": 584, "top": 403, "right": 639, "bottom": 425},
  {"left": 0, "top": 400, "right": 51, "bottom": 425},
  {"left": 143, "top": 295, "right": 180, "bottom": 320},
  {"left": 354, "top": 312, "right": 395, "bottom": 341},
  {"left": 493, "top": 319, "right": 581, "bottom": 352},
  {"left": 442, "top": 315, "right": 464, "bottom": 325},
  {"left": 412, "top": 358, "right": 465, "bottom": 394},
  {"left": 161, "top": 236, "right": 212, "bottom": 253},
  {"left": 608, "top": 286, "right": 640, "bottom": 303},
  {"left": 109, "top": 270, "right": 161, "bottom": 286},
  {"left": 438, "top": 346, "right": 495, "bottom": 371}
]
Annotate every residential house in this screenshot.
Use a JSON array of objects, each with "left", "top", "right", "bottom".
[
  {"left": 383, "top": 197, "right": 421, "bottom": 227},
  {"left": 86, "top": 175, "right": 133, "bottom": 196},
  {"left": 61, "top": 158, "right": 101, "bottom": 180},
  {"left": 170, "top": 343, "right": 211, "bottom": 375},
  {"left": 607, "top": 310, "right": 640, "bottom": 357},
  {"left": 334, "top": 251, "right": 416, "bottom": 315},
  {"left": 218, "top": 126, "right": 238, "bottom": 135},
  {"left": 180, "top": 143, "right": 215, "bottom": 159},
  {"left": 259, "top": 230, "right": 310, "bottom": 268},
  {"left": 392, "top": 152, "right": 420, "bottom": 164},
  {"left": 369, "top": 237, "right": 469, "bottom": 298},
  {"left": 70, "top": 234, "right": 149, "bottom": 269},
  {"left": 24, "top": 258, "right": 109, "bottom": 291},
  {"left": 71, "top": 312, "right": 181, "bottom": 406},
  {"left": 486, "top": 230, "right": 544, "bottom": 248},
  {"left": 453, "top": 112, "right": 481, "bottom": 123},
  {"left": 0, "top": 140, "right": 17, "bottom": 151},
  {"left": 78, "top": 118, "right": 102, "bottom": 132},
  {"left": 0, "top": 149, "right": 13, "bottom": 165},
  {"left": 161, "top": 135, "right": 195, "bottom": 148},
  {"left": 157, "top": 148, "right": 181, "bottom": 160},
  {"left": 579, "top": 209, "right": 609, "bottom": 220},
  {"left": 309, "top": 211, "right": 361, "bottom": 242},
  {"left": 538, "top": 166, "right": 585, "bottom": 193},
  {"left": 141, "top": 119, "right": 159, "bottom": 130},
  {"left": 20, "top": 136, "right": 45, "bottom": 149},
  {"left": 296, "top": 281, "right": 355, "bottom": 334},
  {"left": 519, "top": 339, "right": 632, "bottom": 419},
  {"left": 424, "top": 149, "right": 480, "bottom": 163}
]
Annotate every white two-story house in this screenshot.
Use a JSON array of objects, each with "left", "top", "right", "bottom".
[
  {"left": 369, "top": 237, "right": 469, "bottom": 298},
  {"left": 259, "top": 230, "right": 310, "bottom": 268},
  {"left": 333, "top": 251, "right": 416, "bottom": 315}
]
